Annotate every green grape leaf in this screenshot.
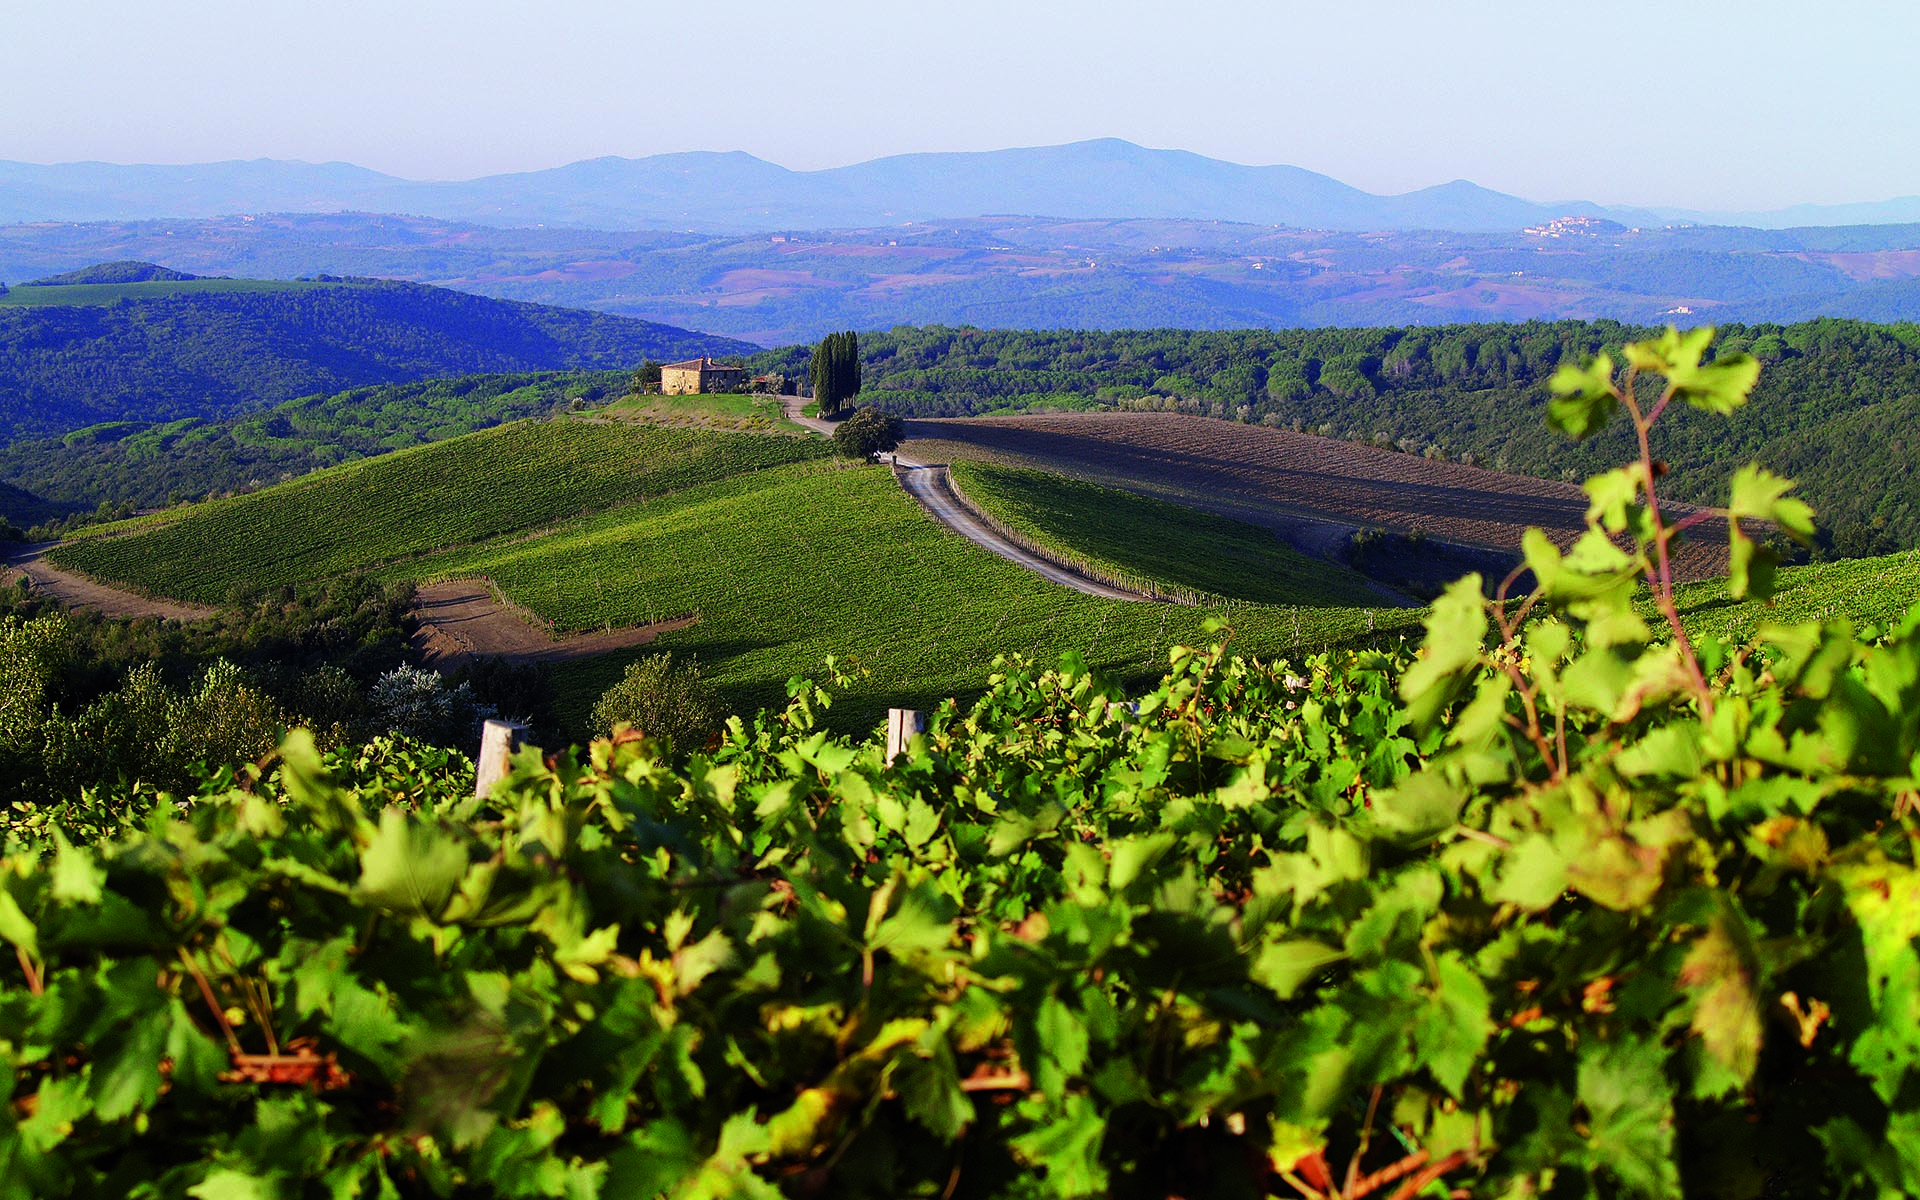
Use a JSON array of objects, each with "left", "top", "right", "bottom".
[
  {"left": 1548, "top": 354, "right": 1619, "bottom": 439},
  {"left": 1578, "top": 1037, "right": 1680, "bottom": 1197},
  {"left": 1371, "top": 772, "right": 1466, "bottom": 845},
  {"left": 1678, "top": 910, "right": 1763, "bottom": 1098},
  {"left": 352, "top": 808, "right": 471, "bottom": 922},
  {"left": 1250, "top": 939, "right": 1348, "bottom": 1000},
  {"left": 1416, "top": 953, "right": 1493, "bottom": 1097},
  {"left": 1010, "top": 1091, "right": 1108, "bottom": 1198},
  {"left": 51, "top": 833, "right": 105, "bottom": 906},
  {"left": 1488, "top": 837, "right": 1569, "bottom": 911},
  {"left": 1727, "top": 525, "right": 1778, "bottom": 603},
  {"left": 1727, "top": 464, "right": 1816, "bottom": 542},
  {"left": 1399, "top": 575, "right": 1487, "bottom": 728},
  {"left": 1674, "top": 351, "right": 1762, "bottom": 416},
  {"left": 187, "top": 1169, "right": 283, "bottom": 1200},
  {"left": 1583, "top": 466, "right": 1645, "bottom": 536},
  {"left": 1108, "top": 833, "right": 1176, "bottom": 892},
  {"left": 0, "top": 887, "right": 37, "bottom": 955}
]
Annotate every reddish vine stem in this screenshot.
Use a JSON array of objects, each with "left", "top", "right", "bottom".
[
  {"left": 179, "top": 948, "right": 245, "bottom": 1056},
  {"left": 1346, "top": 1149, "right": 1430, "bottom": 1199},
  {"left": 14, "top": 945, "right": 42, "bottom": 996},
  {"left": 1384, "top": 1150, "right": 1475, "bottom": 1200},
  {"left": 1617, "top": 375, "right": 1714, "bottom": 717},
  {"left": 1342, "top": 1085, "right": 1385, "bottom": 1198}
]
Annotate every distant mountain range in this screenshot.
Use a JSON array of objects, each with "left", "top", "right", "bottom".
[{"left": 5, "top": 139, "right": 1920, "bottom": 234}]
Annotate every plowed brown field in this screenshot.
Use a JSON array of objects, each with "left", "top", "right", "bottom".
[{"left": 900, "top": 413, "right": 1727, "bottom": 582}]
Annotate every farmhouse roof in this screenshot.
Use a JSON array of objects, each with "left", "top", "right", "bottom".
[{"left": 663, "top": 356, "right": 741, "bottom": 371}]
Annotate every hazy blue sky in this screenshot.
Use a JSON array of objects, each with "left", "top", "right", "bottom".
[{"left": 2, "top": 0, "right": 1914, "bottom": 210}]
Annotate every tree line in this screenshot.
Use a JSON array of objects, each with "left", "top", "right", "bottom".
[{"left": 753, "top": 317, "right": 1920, "bottom": 560}]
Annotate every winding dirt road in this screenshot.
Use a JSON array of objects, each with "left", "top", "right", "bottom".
[
  {"left": 2, "top": 541, "right": 217, "bottom": 621},
  {"left": 781, "top": 397, "right": 1147, "bottom": 600},
  {"left": 892, "top": 464, "right": 1142, "bottom": 600}
]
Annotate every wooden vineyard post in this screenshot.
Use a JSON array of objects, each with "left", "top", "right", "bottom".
[
  {"left": 475, "top": 720, "right": 532, "bottom": 798},
  {"left": 886, "top": 708, "right": 925, "bottom": 764}
]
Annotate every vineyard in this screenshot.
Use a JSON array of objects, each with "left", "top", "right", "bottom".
[
  {"left": 5, "top": 328, "right": 1920, "bottom": 1197},
  {"left": 50, "top": 422, "right": 834, "bottom": 602},
  {"left": 946, "top": 461, "right": 1389, "bottom": 608},
  {"left": 394, "top": 460, "right": 1413, "bottom": 727},
  {"left": 3, "top": 565, "right": 1917, "bottom": 1196}
]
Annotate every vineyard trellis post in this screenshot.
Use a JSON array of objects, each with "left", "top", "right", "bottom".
[
  {"left": 475, "top": 719, "right": 532, "bottom": 797},
  {"left": 885, "top": 708, "right": 924, "bottom": 763}
]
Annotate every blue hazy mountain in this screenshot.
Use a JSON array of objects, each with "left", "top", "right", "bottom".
[{"left": 5, "top": 139, "right": 1917, "bottom": 235}]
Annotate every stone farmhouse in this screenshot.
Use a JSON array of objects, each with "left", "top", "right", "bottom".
[{"left": 660, "top": 357, "right": 747, "bottom": 395}]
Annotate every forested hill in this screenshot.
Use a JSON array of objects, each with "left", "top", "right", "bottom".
[
  {"left": 0, "top": 370, "right": 632, "bottom": 520},
  {"left": 755, "top": 318, "right": 1920, "bottom": 560},
  {"left": 23, "top": 260, "right": 197, "bottom": 285},
  {"left": 0, "top": 276, "right": 751, "bottom": 442}
]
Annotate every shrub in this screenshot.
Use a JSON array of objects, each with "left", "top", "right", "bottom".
[
  {"left": 832, "top": 405, "right": 906, "bottom": 461},
  {"left": 366, "top": 664, "right": 492, "bottom": 750},
  {"left": 590, "top": 651, "right": 722, "bottom": 752}
]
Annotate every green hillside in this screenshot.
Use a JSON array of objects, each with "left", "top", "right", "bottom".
[
  {"left": 0, "top": 479, "right": 62, "bottom": 528},
  {"left": 390, "top": 460, "right": 1410, "bottom": 723},
  {"left": 49, "top": 421, "right": 833, "bottom": 601},
  {"left": 0, "top": 370, "right": 633, "bottom": 511},
  {"left": 0, "top": 276, "right": 753, "bottom": 443},
  {"left": 947, "top": 460, "right": 1385, "bottom": 606},
  {"left": 48, "top": 415, "right": 1414, "bottom": 727}
]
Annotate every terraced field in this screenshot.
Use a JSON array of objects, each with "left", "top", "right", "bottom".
[
  {"left": 903, "top": 411, "right": 1729, "bottom": 580},
  {"left": 50, "top": 421, "right": 834, "bottom": 601}
]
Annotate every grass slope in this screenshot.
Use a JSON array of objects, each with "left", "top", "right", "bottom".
[
  {"left": 393, "top": 461, "right": 1416, "bottom": 728},
  {"left": 947, "top": 461, "right": 1385, "bottom": 607},
  {"left": 50, "top": 421, "right": 832, "bottom": 602}
]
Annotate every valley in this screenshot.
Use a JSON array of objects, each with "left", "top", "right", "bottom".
[{"left": 7, "top": 212, "right": 1920, "bottom": 344}]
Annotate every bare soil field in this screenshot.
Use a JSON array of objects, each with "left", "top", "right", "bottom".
[
  {"left": 900, "top": 412, "right": 1728, "bottom": 582},
  {"left": 410, "top": 579, "right": 696, "bottom": 669}
]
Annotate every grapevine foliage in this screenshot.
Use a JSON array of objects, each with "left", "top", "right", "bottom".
[{"left": 2, "top": 328, "right": 1920, "bottom": 1197}]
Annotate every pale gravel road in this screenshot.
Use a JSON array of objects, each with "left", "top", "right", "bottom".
[{"left": 780, "top": 396, "right": 1147, "bottom": 601}]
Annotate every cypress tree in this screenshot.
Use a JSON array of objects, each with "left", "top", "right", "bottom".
[{"left": 811, "top": 331, "right": 862, "bottom": 416}]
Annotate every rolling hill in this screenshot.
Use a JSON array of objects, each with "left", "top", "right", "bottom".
[
  {"left": 47, "top": 419, "right": 1409, "bottom": 726},
  {"left": 0, "top": 269, "right": 752, "bottom": 443}
]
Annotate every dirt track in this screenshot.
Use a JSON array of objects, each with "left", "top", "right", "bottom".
[
  {"left": 893, "top": 464, "right": 1144, "bottom": 600},
  {"left": 783, "top": 397, "right": 1151, "bottom": 597},
  {"left": 410, "top": 579, "right": 696, "bottom": 669},
  {"left": 2, "top": 542, "right": 218, "bottom": 621},
  {"left": 901, "top": 412, "right": 1728, "bottom": 582}
]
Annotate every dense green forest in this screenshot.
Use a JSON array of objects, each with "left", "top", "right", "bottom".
[
  {"left": 0, "top": 370, "right": 632, "bottom": 518},
  {"left": 755, "top": 317, "right": 1920, "bottom": 559},
  {"left": 0, "top": 274, "right": 751, "bottom": 443}
]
